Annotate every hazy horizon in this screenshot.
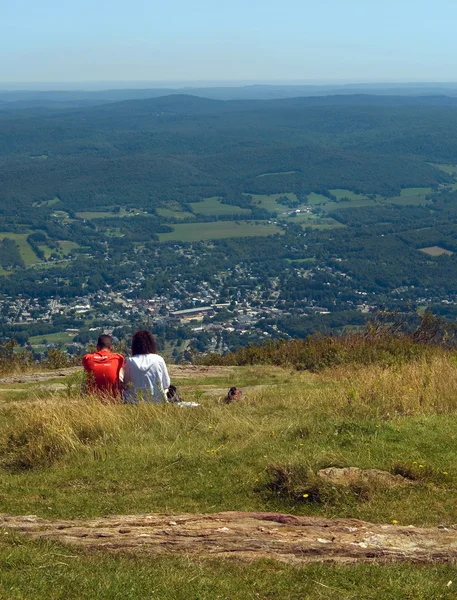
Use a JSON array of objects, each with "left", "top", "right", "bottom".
[{"left": 2, "top": 80, "right": 457, "bottom": 93}]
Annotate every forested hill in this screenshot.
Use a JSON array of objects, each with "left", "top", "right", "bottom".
[{"left": 1, "top": 93, "right": 457, "bottom": 214}]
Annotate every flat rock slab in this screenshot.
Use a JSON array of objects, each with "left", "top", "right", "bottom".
[{"left": 2, "top": 512, "right": 457, "bottom": 564}]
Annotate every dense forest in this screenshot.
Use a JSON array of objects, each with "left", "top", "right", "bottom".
[{"left": 1, "top": 94, "right": 456, "bottom": 216}]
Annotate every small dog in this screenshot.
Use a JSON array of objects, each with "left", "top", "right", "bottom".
[{"left": 221, "top": 386, "right": 242, "bottom": 404}]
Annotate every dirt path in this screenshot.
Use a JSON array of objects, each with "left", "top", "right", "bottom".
[
  {"left": 0, "top": 365, "right": 235, "bottom": 386},
  {"left": 2, "top": 511, "right": 457, "bottom": 564},
  {"left": 0, "top": 368, "right": 80, "bottom": 385}
]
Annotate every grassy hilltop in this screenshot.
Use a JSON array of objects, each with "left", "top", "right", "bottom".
[{"left": 2, "top": 330, "right": 457, "bottom": 597}]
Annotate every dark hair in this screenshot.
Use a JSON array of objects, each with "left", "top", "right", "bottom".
[
  {"left": 97, "top": 334, "right": 113, "bottom": 350},
  {"left": 131, "top": 330, "right": 157, "bottom": 356}
]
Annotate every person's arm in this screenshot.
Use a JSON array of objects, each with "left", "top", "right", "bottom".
[
  {"left": 117, "top": 355, "right": 125, "bottom": 384},
  {"left": 123, "top": 359, "right": 131, "bottom": 384},
  {"left": 82, "top": 355, "right": 90, "bottom": 371},
  {"left": 160, "top": 357, "right": 171, "bottom": 390}
]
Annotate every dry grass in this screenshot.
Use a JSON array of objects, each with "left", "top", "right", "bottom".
[{"left": 322, "top": 354, "right": 457, "bottom": 418}]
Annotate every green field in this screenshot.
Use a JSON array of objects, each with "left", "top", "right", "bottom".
[
  {"left": 385, "top": 196, "right": 431, "bottom": 206},
  {"left": 76, "top": 211, "right": 120, "bottom": 219},
  {"left": 156, "top": 207, "right": 194, "bottom": 220},
  {"left": 307, "top": 192, "right": 330, "bottom": 205},
  {"left": 28, "top": 331, "right": 76, "bottom": 346},
  {"left": 286, "top": 257, "right": 317, "bottom": 264},
  {"left": 400, "top": 187, "right": 433, "bottom": 197},
  {"left": 432, "top": 164, "right": 457, "bottom": 175},
  {"left": 32, "top": 197, "right": 61, "bottom": 208},
  {"left": 37, "top": 244, "right": 54, "bottom": 259},
  {"left": 329, "top": 189, "right": 369, "bottom": 201},
  {"left": 76, "top": 208, "right": 147, "bottom": 220},
  {"left": 158, "top": 220, "right": 283, "bottom": 242},
  {"left": 58, "top": 241, "right": 79, "bottom": 255},
  {"left": 190, "top": 197, "right": 251, "bottom": 217},
  {"left": 256, "top": 170, "right": 298, "bottom": 177},
  {"left": 0, "top": 233, "right": 38, "bottom": 266},
  {"left": 248, "top": 193, "right": 299, "bottom": 213}
]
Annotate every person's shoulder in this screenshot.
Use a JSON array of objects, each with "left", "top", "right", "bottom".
[
  {"left": 82, "top": 352, "right": 95, "bottom": 361},
  {"left": 111, "top": 352, "right": 124, "bottom": 361}
]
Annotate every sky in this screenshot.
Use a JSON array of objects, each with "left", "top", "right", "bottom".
[{"left": 1, "top": 0, "right": 457, "bottom": 86}]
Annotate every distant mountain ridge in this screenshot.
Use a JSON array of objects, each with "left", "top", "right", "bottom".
[{"left": 3, "top": 81, "right": 457, "bottom": 110}]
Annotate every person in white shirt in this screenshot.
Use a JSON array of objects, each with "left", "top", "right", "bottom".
[{"left": 123, "top": 330, "right": 170, "bottom": 403}]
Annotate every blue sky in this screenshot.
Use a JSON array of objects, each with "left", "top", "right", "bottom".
[{"left": 1, "top": 0, "right": 456, "bottom": 84}]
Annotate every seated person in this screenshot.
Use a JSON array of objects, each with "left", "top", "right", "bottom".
[
  {"left": 123, "top": 330, "right": 170, "bottom": 403},
  {"left": 82, "top": 334, "right": 124, "bottom": 397}
]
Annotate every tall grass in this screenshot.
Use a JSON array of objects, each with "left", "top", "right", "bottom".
[{"left": 201, "top": 313, "right": 457, "bottom": 371}]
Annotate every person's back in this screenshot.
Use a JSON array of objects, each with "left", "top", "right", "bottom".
[
  {"left": 82, "top": 335, "right": 124, "bottom": 397},
  {"left": 123, "top": 330, "right": 170, "bottom": 403}
]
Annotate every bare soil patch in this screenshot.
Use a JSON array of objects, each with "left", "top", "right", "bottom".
[
  {"left": 2, "top": 512, "right": 457, "bottom": 565},
  {"left": 420, "top": 246, "right": 454, "bottom": 257}
]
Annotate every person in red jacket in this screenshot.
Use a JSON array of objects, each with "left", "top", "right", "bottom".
[{"left": 82, "top": 335, "right": 124, "bottom": 398}]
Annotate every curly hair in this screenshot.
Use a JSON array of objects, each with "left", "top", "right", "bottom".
[{"left": 131, "top": 330, "right": 157, "bottom": 356}]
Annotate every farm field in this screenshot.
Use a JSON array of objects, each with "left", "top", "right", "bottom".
[
  {"left": 420, "top": 246, "right": 454, "bottom": 257},
  {"left": 323, "top": 198, "right": 377, "bottom": 211},
  {"left": 248, "top": 193, "right": 299, "bottom": 213},
  {"left": 307, "top": 192, "right": 329, "bottom": 205},
  {"left": 0, "top": 233, "right": 38, "bottom": 266},
  {"left": 158, "top": 220, "right": 283, "bottom": 242},
  {"left": 384, "top": 196, "right": 431, "bottom": 206},
  {"left": 329, "top": 189, "right": 369, "bottom": 201},
  {"left": 156, "top": 207, "right": 194, "bottom": 220},
  {"left": 76, "top": 208, "right": 147, "bottom": 220},
  {"left": 28, "top": 331, "right": 76, "bottom": 346},
  {"left": 400, "top": 187, "right": 433, "bottom": 197},
  {"left": 190, "top": 197, "right": 251, "bottom": 217}
]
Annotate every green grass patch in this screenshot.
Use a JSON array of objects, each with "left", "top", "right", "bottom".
[
  {"left": 158, "top": 220, "right": 283, "bottom": 242},
  {"left": 32, "top": 197, "right": 60, "bottom": 207},
  {"left": 307, "top": 192, "right": 330, "bottom": 205},
  {"left": 286, "top": 257, "right": 317, "bottom": 264},
  {"left": 28, "top": 331, "right": 76, "bottom": 346},
  {"left": 58, "top": 241, "right": 79, "bottom": 255},
  {"left": 1, "top": 534, "right": 456, "bottom": 600},
  {"left": 248, "top": 193, "right": 299, "bottom": 213},
  {"left": 0, "top": 233, "right": 38, "bottom": 266},
  {"left": 76, "top": 211, "right": 119, "bottom": 220},
  {"left": 2, "top": 357, "right": 457, "bottom": 526},
  {"left": 256, "top": 170, "right": 298, "bottom": 177},
  {"left": 323, "top": 199, "right": 377, "bottom": 211},
  {"left": 51, "top": 210, "right": 69, "bottom": 219},
  {"left": 400, "top": 187, "right": 433, "bottom": 197},
  {"left": 76, "top": 208, "right": 147, "bottom": 220},
  {"left": 156, "top": 208, "right": 194, "bottom": 220},
  {"left": 384, "top": 196, "right": 430, "bottom": 206},
  {"left": 329, "top": 189, "right": 369, "bottom": 201},
  {"left": 190, "top": 197, "right": 251, "bottom": 217},
  {"left": 431, "top": 163, "right": 457, "bottom": 175}
]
